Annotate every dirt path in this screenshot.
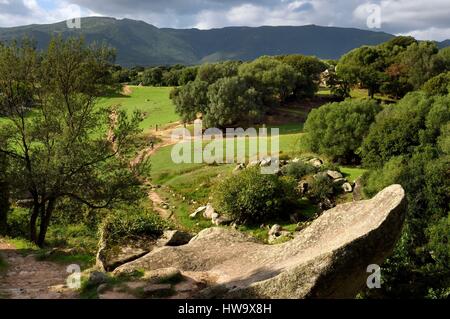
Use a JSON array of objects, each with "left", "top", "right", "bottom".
[
  {"left": 0, "top": 240, "right": 78, "bottom": 299},
  {"left": 138, "top": 123, "right": 185, "bottom": 220}
]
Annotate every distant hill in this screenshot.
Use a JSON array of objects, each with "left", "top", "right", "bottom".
[
  {"left": 0, "top": 17, "right": 446, "bottom": 66},
  {"left": 438, "top": 39, "right": 450, "bottom": 49}
]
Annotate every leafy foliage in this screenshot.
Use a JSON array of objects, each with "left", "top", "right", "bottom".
[
  {"left": 0, "top": 37, "right": 146, "bottom": 246},
  {"left": 211, "top": 168, "right": 298, "bottom": 224},
  {"left": 280, "top": 161, "right": 317, "bottom": 180},
  {"left": 304, "top": 98, "right": 381, "bottom": 163},
  {"left": 361, "top": 92, "right": 450, "bottom": 298},
  {"left": 99, "top": 207, "right": 169, "bottom": 245}
]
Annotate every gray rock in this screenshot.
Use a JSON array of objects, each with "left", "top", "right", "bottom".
[
  {"left": 203, "top": 204, "right": 215, "bottom": 219},
  {"left": 327, "top": 170, "right": 343, "bottom": 180},
  {"left": 113, "top": 185, "right": 407, "bottom": 299},
  {"left": 190, "top": 206, "right": 207, "bottom": 219},
  {"left": 259, "top": 157, "right": 272, "bottom": 167},
  {"left": 247, "top": 159, "right": 260, "bottom": 168},
  {"left": 308, "top": 158, "right": 323, "bottom": 167},
  {"left": 333, "top": 177, "right": 347, "bottom": 185},
  {"left": 212, "top": 215, "right": 233, "bottom": 226},
  {"left": 268, "top": 224, "right": 282, "bottom": 236},
  {"left": 298, "top": 180, "right": 309, "bottom": 195},
  {"left": 157, "top": 230, "right": 193, "bottom": 247},
  {"left": 342, "top": 182, "right": 353, "bottom": 193}
]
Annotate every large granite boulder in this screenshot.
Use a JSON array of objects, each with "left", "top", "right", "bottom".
[{"left": 113, "top": 185, "right": 407, "bottom": 299}]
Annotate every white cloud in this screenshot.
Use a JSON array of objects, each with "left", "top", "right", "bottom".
[
  {"left": 401, "top": 27, "right": 450, "bottom": 42},
  {"left": 0, "top": 0, "right": 98, "bottom": 27}
]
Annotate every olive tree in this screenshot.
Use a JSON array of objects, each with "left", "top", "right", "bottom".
[{"left": 0, "top": 37, "right": 145, "bottom": 246}]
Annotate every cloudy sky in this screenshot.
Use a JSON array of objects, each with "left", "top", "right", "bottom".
[{"left": 0, "top": 0, "right": 449, "bottom": 40}]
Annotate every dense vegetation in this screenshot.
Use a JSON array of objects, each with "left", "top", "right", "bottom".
[
  {"left": 337, "top": 37, "right": 450, "bottom": 99},
  {"left": 302, "top": 91, "right": 449, "bottom": 298},
  {"left": 171, "top": 55, "right": 327, "bottom": 128},
  {"left": 0, "top": 33, "right": 448, "bottom": 299},
  {"left": 211, "top": 168, "right": 298, "bottom": 224},
  {"left": 359, "top": 92, "right": 449, "bottom": 298},
  {"left": 304, "top": 99, "right": 381, "bottom": 163},
  {"left": 0, "top": 38, "right": 147, "bottom": 246}
]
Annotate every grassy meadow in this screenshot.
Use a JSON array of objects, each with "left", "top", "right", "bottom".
[{"left": 98, "top": 86, "right": 178, "bottom": 132}]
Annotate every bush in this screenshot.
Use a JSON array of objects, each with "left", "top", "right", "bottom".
[
  {"left": 307, "top": 174, "right": 337, "bottom": 203},
  {"left": 422, "top": 72, "right": 450, "bottom": 96},
  {"left": 6, "top": 208, "right": 29, "bottom": 238},
  {"left": 304, "top": 98, "right": 381, "bottom": 163},
  {"left": 99, "top": 208, "right": 169, "bottom": 245},
  {"left": 361, "top": 92, "right": 449, "bottom": 167},
  {"left": 362, "top": 156, "right": 407, "bottom": 198},
  {"left": 211, "top": 168, "right": 298, "bottom": 224},
  {"left": 281, "top": 161, "right": 317, "bottom": 179},
  {"left": 426, "top": 213, "right": 450, "bottom": 269}
]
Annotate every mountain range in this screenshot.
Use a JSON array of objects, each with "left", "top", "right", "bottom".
[{"left": 0, "top": 17, "right": 448, "bottom": 67}]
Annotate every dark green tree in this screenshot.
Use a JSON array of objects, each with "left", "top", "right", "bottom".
[{"left": 304, "top": 98, "right": 381, "bottom": 163}]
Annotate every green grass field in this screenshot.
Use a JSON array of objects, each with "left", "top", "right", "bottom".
[{"left": 98, "top": 86, "right": 178, "bottom": 132}]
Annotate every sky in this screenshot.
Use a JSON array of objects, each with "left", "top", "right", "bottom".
[{"left": 0, "top": 0, "right": 449, "bottom": 41}]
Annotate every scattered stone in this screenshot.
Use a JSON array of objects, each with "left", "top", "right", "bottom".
[
  {"left": 212, "top": 215, "right": 233, "bottom": 226},
  {"left": 292, "top": 158, "right": 300, "bottom": 163},
  {"left": 190, "top": 206, "right": 207, "bottom": 219},
  {"left": 268, "top": 224, "right": 282, "bottom": 237},
  {"left": 327, "top": 170, "right": 343, "bottom": 180},
  {"left": 309, "top": 158, "right": 323, "bottom": 167},
  {"left": 298, "top": 180, "right": 309, "bottom": 195},
  {"left": 203, "top": 204, "right": 215, "bottom": 219},
  {"left": 247, "top": 159, "right": 260, "bottom": 168},
  {"left": 113, "top": 185, "right": 407, "bottom": 299},
  {"left": 342, "top": 182, "right": 353, "bottom": 193},
  {"left": 233, "top": 163, "right": 245, "bottom": 173},
  {"left": 157, "top": 230, "right": 193, "bottom": 247},
  {"left": 318, "top": 198, "right": 334, "bottom": 211},
  {"left": 333, "top": 177, "right": 347, "bottom": 185},
  {"left": 259, "top": 157, "right": 272, "bottom": 167}
]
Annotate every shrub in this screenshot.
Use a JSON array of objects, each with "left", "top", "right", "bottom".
[
  {"left": 6, "top": 208, "right": 29, "bottom": 238},
  {"left": 361, "top": 92, "right": 449, "bottom": 167},
  {"left": 281, "top": 162, "right": 317, "bottom": 179},
  {"left": 422, "top": 72, "right": 450, "bottom": 96},
  {"left": 307, "top": 174, "right": 336, "bottom": 203},
  {"left": 304, "top": 98, "right": 381, "bottom": 164},
  {"left": 426, "top": 213, "right": 450, "bottom": 269},
  {"left": 99, "top": 208, "right": 169, "bottom": 245},
  {"left": 211, "top": 168, "right": 297, "bottom": 224}
]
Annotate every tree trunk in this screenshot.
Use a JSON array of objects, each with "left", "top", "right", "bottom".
[
  {"left": 29, "top": 203, "right": 39, "bottom": 244},
  {"left": 0, "top": 181, "right": 8, "bottom": 235},
  {"left": 37, "top": 199, "right": 55, "bottom": 248}
]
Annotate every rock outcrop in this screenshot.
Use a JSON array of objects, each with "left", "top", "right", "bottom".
[{"left": 113, "top": 185, "right": 407, "bottom": 299}]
